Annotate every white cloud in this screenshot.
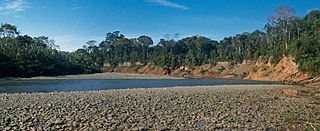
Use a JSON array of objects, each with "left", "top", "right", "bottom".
[
  {"left": 0, "top": 0, "right": 29, "bottom": 15},
  {"left": 145, "top": 0, "right": 189, "bottom": 10},
  {"left": 53, "top": 35, "right": 104, "bottom": 52},
  {"left": 70, "top": 6, "right": 82, "bottom": 10},
  {"left": 308, "top": 8, "right": 320, "bottom": 13},
  {"left": 69, "top": 0, "right": 82, "bottom": 10}
]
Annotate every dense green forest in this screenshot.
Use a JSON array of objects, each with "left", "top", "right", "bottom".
[
  {"left": 0, "top": 6, "right": 319, "bottom": 78},
  {"left": 0, "top": 24, "right": 100, "bottom": 77}
]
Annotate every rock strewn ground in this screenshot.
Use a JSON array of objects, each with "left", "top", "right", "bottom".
[{"left": 0, "top": 85, "right": 319, "bottom": 130}]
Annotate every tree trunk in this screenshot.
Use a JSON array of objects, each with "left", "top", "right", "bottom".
[
  {"left": 289, "top": 30, "right": 291, "bottom": 41},
  {"left": 298, "top": 28, "right": 300, "bottom": 39},
  {"left": 285, "top": 27, "right": 288, "bottom": 50},
  {"left": 285, "top": 42, "right": 288, "bottom": 50}
]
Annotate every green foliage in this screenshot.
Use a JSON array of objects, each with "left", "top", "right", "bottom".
[
  {"left": 304, "top": 126, "right": 320, "bottom": 131},
  {"left": 239, "top": 72, "right": 248, "bottom": 78},
  {"left": 232, "top": 72, "right": 248, "bottom": 78},
  {"left": 227, "top": 62, "right": 235, "bottom": 70},
  {"left": 294, "top": 32, "right": 320, "bottom": 76},
  {"left": 252, "top": 66, "right": 258, "bottom": 73},
  {"left": 218, "top": 66, "right": 226, "bottom": 72},
  {"left": 175, "top": 107, "right": 183, "bottom": 114},
  {"left": 213, "top": 66, "right": 226, "bottom": 74},
  {"left": 283, "top": 112, "right": 298, "bottom": 122},
  {"left": 0, "top": 25, "right": 100, "bottom": 78},
  {"left": 199, "top": 68, "right": 207, "bottom": 75},
  {"left": 262, "top": 66, "right": 269, "bottom": 71},
  {"left": 1, "top": 7, "right": 320, "bottom": 77}
]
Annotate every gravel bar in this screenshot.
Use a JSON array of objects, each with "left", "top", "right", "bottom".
[
  {"left": 18, "top": 73, "right": 182, "bottom": 80},
  {"left": 0, "top": 85, "right": 319, "bottom": 130}
]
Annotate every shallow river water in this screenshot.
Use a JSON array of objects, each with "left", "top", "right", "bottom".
[{"left": 0, "top": 78, "right": 275, "bottom": 93}]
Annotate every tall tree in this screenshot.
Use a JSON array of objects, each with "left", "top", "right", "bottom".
[
  {"left": 268, "top": 6, "right": 296, "bottom": 50},
  {"left": 0, "top": 23, "right": 19, "bottom": 37},
  {"left": 137, "top": 36, "right": 153, "bottom": 62}
]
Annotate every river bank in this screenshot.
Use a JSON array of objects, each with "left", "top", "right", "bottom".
[
  {"left": 1, "top": 85, "right": 319, "bottom": 130},
  {"left": 17, "top": 73, "right": 182, "bottom": 80},
  {"left": 106, "top": 57, "right": 320, "bottom": 88}
]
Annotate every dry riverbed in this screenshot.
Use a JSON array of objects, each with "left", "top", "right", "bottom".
[
  {"left": 0, "top": 85, "right": 320, "bottom": 130},
  {"left": 18, "top": 73, "right": 182, "bottom": 80}
]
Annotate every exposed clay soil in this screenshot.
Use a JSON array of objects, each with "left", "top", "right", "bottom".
[{"left": 107, "top": 57, "right": 319, "bottom": 88}]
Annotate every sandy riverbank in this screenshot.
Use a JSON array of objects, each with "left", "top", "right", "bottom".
[
  {"left": 17, "top": 73, "right": 182, "bottom": 80},
  {"left": 0, "top": 85, "right": 319, "bottom": 130}
]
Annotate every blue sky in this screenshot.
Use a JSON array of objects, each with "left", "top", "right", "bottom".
[{"left": 1, "top": 0, "right": 319, "bottom": 51}]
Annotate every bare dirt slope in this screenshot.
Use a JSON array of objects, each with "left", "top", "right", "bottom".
[
  {"left": 246, "top": 57, "right": 311, "bottom": 82},
  {"left": 106, "top": 57, "right": 319, "bottom": 87}
]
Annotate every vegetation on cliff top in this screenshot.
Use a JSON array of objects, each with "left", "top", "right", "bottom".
[{"left": 0, "top": 6, "right": 320, "bottom": 78}]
